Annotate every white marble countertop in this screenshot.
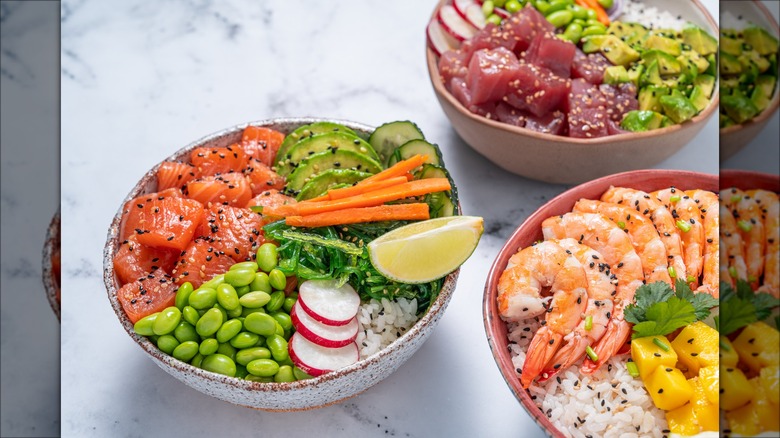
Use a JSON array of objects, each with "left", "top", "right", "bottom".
[{"left": 10, "top": 0, "right": 728, "bottom": 436}]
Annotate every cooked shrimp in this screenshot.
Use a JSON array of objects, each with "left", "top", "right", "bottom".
[
  {"left": 538, "top": 238, "right": 615, "bottom": 382},
  {"left": 725, "top": 188, "right": 766, "bottom": 288},
  {"left": 601, "top": 186, "right": 687, "bottom": 288},
  {"left": 748, "top": 189, "right": 779, "bottom": 297},
  {"left": 541, "top": 212, "right": 644, "bottom": 374},
  {"left": 573, "top": 198, "right": 671, "bottom": 285},
  {"left": 520, "top": 256, "right": 588, "bottom": 388},
  {"left": 720, "top": 201, "right": 748, "bottom": 285},
  {"left": 686, "top": 189, "right": 720, "bottom": 296},
  {"left": 497, "top": 241, "right": 570, "bottom": 322},
  {"left": 652, "top": 188, "right": 705, "bottom": 287}
]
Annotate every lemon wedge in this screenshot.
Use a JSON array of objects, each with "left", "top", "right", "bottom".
[{"left": 367, "top": 216, "right": 484, "bottom": 283}]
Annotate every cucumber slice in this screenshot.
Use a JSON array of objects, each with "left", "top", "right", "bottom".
[
  {"left": 368, "top": 121, "right": 425, "bottom": 165},
  {"left": 276, "top": 122, "right": 358, "bottom": 169},
  {"left": 415, "top": 164, "right": 456, "bottom": 218},
  {"left": 387, "top": 139, "right": 442, "bottom": 168},
  {"left": 276, "top": 132, "right": 379, "bottom": 177},
  {"left": 296, "top": 169, "right": 372, "bottom": 201},
  {"left": 285, "top": 150, "right": 383, "bottom": 195}
]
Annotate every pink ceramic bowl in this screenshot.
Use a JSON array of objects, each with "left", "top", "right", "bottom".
[
  {"left": 43, "top": 209, "right": 60, "bottom": 321},
  {"left": 103, "top": 118, "right": 459, "bottom": 411},
  {"left": 426, "top": 0, "right": 719, "bottom": 184},
  {"left": 482, "top": 169, "right": 718, "bottom": 436},
  {"left": 720, "top": 169, "right": 780, "bottom": 193}
]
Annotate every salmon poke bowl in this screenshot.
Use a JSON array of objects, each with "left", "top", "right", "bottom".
[
  {"left": 483, "top": 169, "right": 720, "bottom": 437},
  {"left": 103, "top": 117, "right": 483, "bottom": 411},
  {"left": 426, "top": 0, "right": 719, "bottom": 183},
  {"left": 43, "top": 208, "right": 61, "bottom": 320}
]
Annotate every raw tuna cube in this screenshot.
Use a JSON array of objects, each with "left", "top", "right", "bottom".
[
  {"left": 565, "top": 78, "right": 608, "bottom": 112},
  {"left": 599, "top": 83, "right": 639, "bottom": 122},
  {"left": 500, "top": 4, "right": 555, "bottom": 53},
  {"left": 504, "top": 62, "right": 570, "bottom": 117},
  {"left": 450, "top": 77, "right": 498, "bottom": 117},
  {"left": 567, "top": 79, "right": 611, "bottom": 138},
  {"left": 467, "top": 47, "right": 521, "bottom": 105},
  {"left": 525, "top": 110, "right": 567, "bottom": 135},
  {"left": 463, "top": 23, "right": 517, "bottom": 58},
  {"left": 439, "top": 49, "right": 469, "bottom": 85},
  {"left": 607, "top": 119, "right": 628, "bottom": 135},
  {"left": 571, "top": 48, "right": 611, "bottom": 85},
  {"left": 495, "top": 102, "right": 526, "bottom": 127},
  {"left": 525, "top": 32, "right": 576, "bottom": 78}
]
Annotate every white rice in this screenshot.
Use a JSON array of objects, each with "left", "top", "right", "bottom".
[
  {"left": 619, "top": 0, "right": 688, "bottom": 30},
  {"left": 507, "top": 318, "right": 669, "bottom": 438},
  {"left": 355, "top": 297, "right": 419, "bottom": 359}
]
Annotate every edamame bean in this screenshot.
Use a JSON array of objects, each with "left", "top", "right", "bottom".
[
  {"left": 199, "top": 338, "right": 219, "bottom": 356},
  {"left": 266, "top": 291, "right": 285, "bottom": 312},
  {"left": 493, "top": 0, "right": 507, "bottom": 6},
  {"left": 201, "top": 354, "right": 237, "bottom": 377},
  {"left": 268, "top": 269, "right": 287, "bottom": 291},
  {"left": 235, "top": 285, "right": 251, "bottom": 297},
  {"left": 216, "top": 283, "right": 240, "bottom": 311},
  {"left": 293, "top": 366, "right": 313, "bottom": 381},
  {"left": 216, "top": 319, "right": 243, "bottom": 343},
  {"left": 486, "top": 13, "right": 502, "bottom": 25},
  {"left": 256, "top": 243, "right": 278, "bottom": 273},
  {"left": 239, "top": 291, "right": 271, "bottom": 309},
  {"left": 235, "top": 365, "right": 249, "bottom": 379},
  {"left": 570, "top": 4, "right": 587, "bottom": 19},
  {"left": 562, "top": 22, "right": 583, "bottom": 43},
  {"left": 235, "top": 347, "right": 272, "bottom": 366},
  {"left": 182, "top": 306, "right": 200, "bottom": 326},
  {"left": 546, "top": 9, "right": 573, "bottom": 28},
  {"left": 174, "top": 321, "right": 199, "bottom": 343},
  {"left": 244, "top": 312, "right": 277, "bottom": 337},
  {"left": 275, "top": 321, "right": 285, "bottom": 337},
  {"left": 544, "top": 0, "right": 570, "bottom": 15},
  {"left": 585, "top": 8, "right": 596, "bottom": 20},
  {"left": 172, "top": 341, "right": 199, "bottom": 362},
  {"left": 266, "top": 334, "right": 289, "bottom": 362},
  {"left": 585, "top": 19, "right": 605, "bottom": 30},
  {"left": 202, "top": 274, "right": 225, "bottom": 290},
  {"left": 217, "top": 342, "right": 237, "bottom": 361},
  {"left": 226, "top": 304, "right": 243, "bottom": 319},
  {"left": 174, "top": 282, "right": 194, "bottom": 310},
  {"left": 482, "top": 0, "right": 494, "bottom": 17},
  {"left": 213, "top": 303, "right": 228, "bottom": 322},
  {"left": 271, "top": 312, "right": 293, "bottom": 331},
  {"left": 250, "top": 272, "right": 271, "bottom": 293},
  {"left": 506, "top": 0, "right": 524, "bottom": 13},
  {"left": 582, "top": 24, "right": 606, "bottom": 37},
  {"left": 188, "top": 287, "right": 217, "bottom": 309},
  {"left": 597, "top": 0, "right": 613, "bottom": 9},
  {"left": 241, "top": 306, "right": 266, "bottom": 317},
  {"left": 230, "top": 261, "right": 259, "bottom": 271},
  {"left": 230, "top": 332, "right": 260, "bottom": 349},
  {"left": 225, "top": 269, "right": 255, "bottom": 287},
  {"left": 195, "top": 308, "right": 223, "bottom": 337},
  {"left": 254, "top": 335, "right": 266, "bottom": 347},
  {"left": 283, "top": 296, "right": 296, "bottom": 313},
  {"left": 245, "top": 374, "right": 274, "bottom": 383},
  {"left": 278, "top": 355, "right": 295, "bottom": 368},
  {"left": 153, "top": 306, "right": 181, "bottom": 336},
  {"left": 191, "top": 353, "right": 204, "bottom": 368},
  {"left": 274, "top": 365, "right": 295, "bottom": 383},
  {"left": 133, "top": 312, "right": 159, "bottom": 336},
  {"left": 247, "top": 359, "right": 280, "bottom": 377},
  {"left": 157, "top": 335, "right": 180, "bottom": 355}
]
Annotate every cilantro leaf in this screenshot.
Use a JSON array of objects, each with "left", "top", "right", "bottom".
[
  {"left": 625, "top": 282, "right": 675, "bottom": 324},
  {"left": 718, "top": 296, "right": 757, "bottom": 336},
  {"left": 672, "top": 279, "right": 717, "bottom": 320},
  {"left": 752, "top": 292, "right": 780, "bottom": 321},
  {"left": 631, "top": 296, "right": 697, "bottom": 338}
]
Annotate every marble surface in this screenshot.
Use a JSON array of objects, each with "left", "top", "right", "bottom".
[{"left": 59, "top": 0, "right": 719, "bottom": 436}]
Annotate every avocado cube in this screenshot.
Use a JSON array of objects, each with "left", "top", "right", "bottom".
[
  {"left": 721, "top": 35, "right": 744, "bottom": 56},
  {"left": 642, "top": 50, "right": 682, "bottom": 75},
  {"left": 739, "top": 58, "right": 761, "bottom": 86},
  {"left": 639, "top": 86, "right": 669, "bottom": 112},
  {"left": 640, "top": 60, "right": 663, "bottom": 87},
  {"left": 582, "top": 35, "right": 640, "bottom": 66},
  {"left": 604, "top": 65, "right": 630, "bottom": 85},
  {"left": 705, "top": 53, "right": 717, "bottom": 76},
  {"left": 721, "top": 94, "right": 760, "bottom": 124},
  {"left": 607, "top": 21, "right": 647, "bottom": 45},
  {"left": 627, "top": 64, "right": 644, "bottom": 87},
  {"left": 683, "top": 25, "right": 718, "bottom": 56},
  {"left": 644, "top": 34, "right": 682, "bottom": 56},
  {"left": 740, "top": 49, "right": 771, "bottom": 73},
  {"left": 660, "top": 94, "right": 698, "bottom": 123},
  {"left": 720, "top": 113, "right": 736, "bottom": 128},
  {"left": 751, "top": 75, "right": 777, "bottom": 112},
  {"left": 694, "top": 74, "right": 715, "bottom": 98},
  {"left": 620, "top": 110, "right": 666, "bottom": 132},
  {"left": 679, "top": 50, "right": 710, "bottom": 74},
  {"left": 744, "top": 25, "right": 780, "bottom": 56},
  {"left": 720, "top": 51, "right": 743, "bottom": 76}
]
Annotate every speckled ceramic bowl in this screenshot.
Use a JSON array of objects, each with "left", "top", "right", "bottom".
[
  {"left": 482, "top": 169, "right": 717, "bottom": 437},
  {"left": 426, "top": 0, "right": 719, "bottom": 184},
  {"left": 103, "top": 118, "right": 460, "bottom": 411},
  {"left": 719, "top": 1, "right": 780, "bottom": 161},
  {"left": 43, "top": 208, "right": 61, "bottom": 321}
]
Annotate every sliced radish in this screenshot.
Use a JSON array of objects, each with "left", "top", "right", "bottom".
[
  {"left": 297, "top": 279, "right": 360, "bottom": 326},
  {"left": 438, "top": 4, "right": 477, "bottom": 42},
  {"left": 465, "top": 4, "right": 487, "bottom": 29},
  {"left": 494, "top": 7, "right": 511, "bottom": 19},
  {"left": 427, "top": 18, "right": 459, "bottom": 56},
  {"left": 291, "top": 301, "right": 358, "bottom": 348},
  {"left": 289, "top": 332, "right": 359, "bottom": 377}
]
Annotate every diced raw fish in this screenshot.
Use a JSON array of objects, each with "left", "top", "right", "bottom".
[
  {"left": 500, "top": 4, "right": 554, "bottom": 53},
  {"left": 525, "top": 32, "right": 576, "bottom": 78},
  {"left": 565, "top": 78, "right": 608, "bottom": 112},
  {"left": 571, "top": 49, "right": 610, "bottom": 85},
  {"left": 450, "top": 77, "right": 498, "bottom": 118},
  {"left": 599, "top": 83, "right": 639, "bottom": 122},
  {"left": 504, "top": 62, "right": 570, "bottom": 117},
  {"left": 495, "top": 102, "right": 526, "bottom": 127},
  {"left": 464, "top": 23, "right": 516, "bottom": 59},
  {"left": 467, "top": 47, "right": 521, "bottom": 105},
  {"left": 524, "top": 111, "right": 567, "bottom": 135},
  {"left": 607, "top": 119, "right": 628, "bottom": 135},
  {"left": 568, "top": 108, "right": 610, "bottom": 138},
  {"left": 439, "top": 49, "right": 469, "bottom": 85}
]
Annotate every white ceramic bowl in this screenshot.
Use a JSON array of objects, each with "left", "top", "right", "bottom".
[{"left": 103, "top": 118, "right": 459, "bottom": 411}]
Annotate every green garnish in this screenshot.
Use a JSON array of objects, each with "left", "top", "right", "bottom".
[
  {"left": 624, "top": 280, "right": 718, "bottom": 339},
  {"left": 668, "top": 266, "right": 676, "bottom": 278},
  {"left": 687, "top": 275, "right": 696, "bottom": 284},
  {"left": 586, "top": 346, "right": 598, "bottom": 362},
  {"left": 730, "top": 194, "right": 742, "bottom": 203},
  {"left": 617, "top": 221, "right": 626, "bottom": 229},
  {"left": 676, "top": 219, "right": 692, "bottom": 232},
  {"left": 669, "top": 195, "right": 681, "bottom": 203},
  {"left": 653, "top": 337, "right": 670, "bottom": 351},
  {"left": 585, "top": 315, "right": 593, "bottom": 331},
  {"left": 737, "top": 220, "right": 753, "bottom": 232},
  {"left": 716, "top": 280, "right": 780, "bottom": 335},
  {"left": 249, "top": 205, "right": 263, "bottom": 213},
  {"left": 626, "top": 361, "right": 639, "bottom": 377},
  {"left": 719, "top": 338, "right": 731, "bottom": 351},
  {"left": 728, "top": 266, "right": 738, "bottom": 279}
]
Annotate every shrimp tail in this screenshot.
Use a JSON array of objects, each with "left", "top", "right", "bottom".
[
  {"left": 520, "top": 327, "right": 563, "bottom": 388},
  {"left": 537, "top": 335, "right": 589, "bottom": 383},
  {"left": 580, "top": 305, "right": 632, "bottom": 374}
]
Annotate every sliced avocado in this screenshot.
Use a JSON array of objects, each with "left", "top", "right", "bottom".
[
  {"left": 688, "top": 85, "right": 710, "bottom": 112},
  {"left": 705, "top": 53, "right": 717, "bottom": 76},
  {"left": 285, "top": 149, "right": 383, "bottom": 195},
  {"left": 276, "top": 122, "right": 358, "bottom": 168},
  {"left": 295, "top": 169, "right": 372, "bottom": 201},
  {"left": 720, "top": 94, "right": 760, "bottom": 124},
  {"left": 607, "top": 21, "right": 648, "bottom": 45},
  {"left": 277, "top": 132, "right": 379, "bottom": 177},
  {"left": 738, "top": 60, "right": 760, "bottom": 88},
  {"left": 644, "top": 34, "right": 682, "bottom": 56},
  {"left": 678, "top": 50, "right": 710, "bottom": 74},
  {"left": 744, "top": 25, "right": 780, "bottom": 56},
  {"left": 739, "top": 49, "right": 771, "bottom": 73},
  {"left": 582, "top": 35, "right": 640, "bottom": 66},
  {"left": 720, "top": 35, "right": 743, "bottom": 56},
  {"left": 604, "top": 65, "right": 630, "bottom": 85},
  {"left": 682, "top": 25, "right": 718, "bottom": 56},
  {"left": 720, "top": 52, "right": 743, "bottom": 76},
  {"left": 641, "top": 50, "right": 681, "bottom": 75},
  {"left": 620, "top": 110, "right": 666, "bottom": 131},
  {"left": 751, "top": 75, "right": 777, "bottom": 112},
  {"left": 694, "top": 74, "right": 716, "bottom": 98},
  {"left": 659, "top": 93, "right": 698, "bottom": 123},
  {"left": 720, "top": 113, "right": 737, "bottom": 128},
  {"left": 639, "top": 86, "right": 670, "bottom": 113},
  {"left": 640, "top": 60, "right": 663, "bottom": 87},
  {"left": 627, "top": 63, "right": 644, "bottom": 87}
]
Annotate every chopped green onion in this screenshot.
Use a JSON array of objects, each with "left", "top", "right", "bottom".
[
  {"left": 585, "top": 315, "right": 593, "bottom": 331},
  {"left": 586, "top": 345, "right": 598, "bottom": 362},
  {"left": 653, "top": 337, "right": 671, "bottom": 352},
  {"left": 728, "top": 266, "right": 738, "bottom": 279},
  {"left": 676, "top": 220, "right": 692, "bottom": 232},
  {"left": 669, "top": 195, "right": 681, "bottom": 203},
  {"left": 687, "top": 275, "right": 696, "bottom": 283},
  {"left": 617, "top": 221, "right": 626, "bottom": 229},
  {"left": 626, "top": 361, "right": 639, "bottom": 378},
  {"left": 737, "top": 220, "right": 753, "bottom": 232},
  {"left": 668, "top": 266, "right": 677, "bottom": 278},
  {"left": 720, "top": 338, "right": 731, "bottom": 351},
  {"left": 731, "top": 194, "right": 742, "bottom": 203},
  {"left": 748, "top": 275, "right": 757, "bottom": 283},
  {"left": 249, "top": 205, "right": 263, "bottom": 213}
]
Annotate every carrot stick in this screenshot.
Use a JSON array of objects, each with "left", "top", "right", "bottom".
[
  {"left": 360, "top": 154, "right": 428, "bottom": 184},
  {"left": 285, "top": 203, "right": 430, "bottom": 227},
  {"left": 575, "top": 0, "right": 610, "bottom": 25},
  {"left": 265, "top": 178, "right": 451, "bottom": 217},
  {"left": 327, "top": 176, "right": 410, "bottom": 201}
]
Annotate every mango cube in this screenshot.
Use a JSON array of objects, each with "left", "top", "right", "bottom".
[
  {"left": 750, "top": 376, "right": 780, "bottom": 432},
  {"left": 727, "top": 402, "right": 762, "bottom": 436},
  {"left": 689, "top": 377, "right": 718, "bottom": 431},
  {"left": 719, "top": 335, "right": 739, "bottom": 367},
  {"left": 631, "top": 335, "right": 678, "bottom": 379},
  {"left": 697, "top": 365, "right": 719, "bottom": 405},
  {"left": 732, "top": 321, "right": 780, "bottom": 373},
  {"left": 758, "top": 365, "right": 780, "bottom": 405},
  {"left": 665, "top": 402, "right": 699, "bottom": 436},
  {"left": 720, "top": 365, "right": 753, "bottom": 411},
  {"left": 645, "top": 365, "right": 693, "bottom": 410},
  {"left": 671, "top": 321, "right": 718, "bottom": 375}
]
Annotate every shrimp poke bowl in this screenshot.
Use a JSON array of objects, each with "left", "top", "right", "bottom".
[
  {"left": 104, "top": 118, "right": 482, "bottom": 411},
  {"left": 483, "top": 169, "right": 720, "bottom": 437},
  {"left": 426, "top": 0, "right": 719, "bottom": 183}
]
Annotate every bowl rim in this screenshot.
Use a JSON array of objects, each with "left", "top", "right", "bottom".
[
  {"left": 43, "top": 208, "right": 61, "bottom": 321},
  {"left": 481, "top": 168, "right": 718, "bottom": 437},
  {"left": 426, "top": 0, "right": 721, "bottom": 144},
  {"left": 103, "top": 117, "right": 460, "bottom": 401},
  {"left": 720, "top": 169, "right": 780, "bottom": 192},
  {"left": 719, "top": 0, "right": 780, "bottom": 135}
]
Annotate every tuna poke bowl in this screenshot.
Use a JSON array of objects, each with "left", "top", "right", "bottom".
[
  {"left": 483, "top": 169, "right": 721, "bottom": 437},
  {"left": 104, "top": 118, "right": 482, "bottom": 410},
  {"left": 426, "top": 0, "right": 719, "bottom": 183}
]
